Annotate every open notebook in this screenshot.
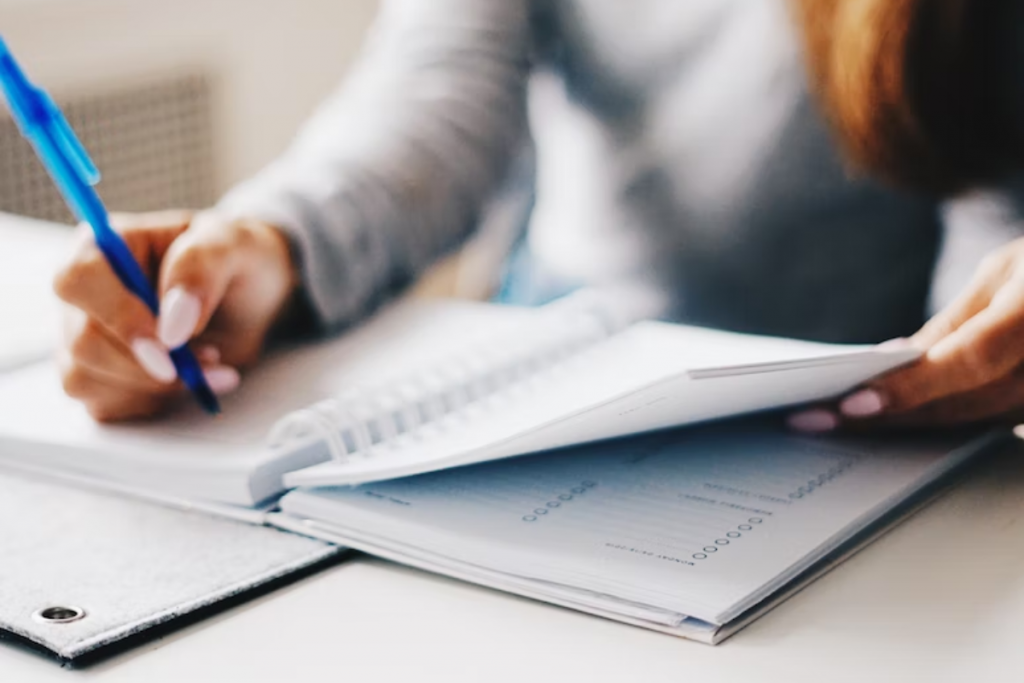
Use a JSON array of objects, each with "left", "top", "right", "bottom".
[
  {"left": 0, "top": 292, "right": 1005, "bottom": 645},
  {"left": 274, "top": 421, "right": 1001, "bottom": 644},
  {"left": 0, "top": 292, "right": 918, "bottom": 508}
]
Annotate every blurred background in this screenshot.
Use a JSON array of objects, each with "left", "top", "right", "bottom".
[
  {"left": 1, "top": 0, "right": 484, "bottom": 296},
  {"left": 0, "top": 0, "right": 380, "bottom": 221},
  {"left": 0, "top": 0, "right": 508, "bottom": 367}
]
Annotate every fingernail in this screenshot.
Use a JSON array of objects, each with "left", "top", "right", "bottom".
[
  {"left": 158, "top": 288, "right": 202, "bottom": 349},
  {"left": 204, "top": 366, "right": 240, "bottom": 395},
  {"left": 840, "top": 389, "right": 886, "bottom": 418},
  {"left": 131, "top": 338, "right": 178, "bottom": 384},
  {"left": 787, "top": 409, "right": 839, "bottom": 434}
]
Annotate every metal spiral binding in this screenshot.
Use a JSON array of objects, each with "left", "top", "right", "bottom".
[{"left": 267, "top": 290, "right": 633, "bottom": 463}]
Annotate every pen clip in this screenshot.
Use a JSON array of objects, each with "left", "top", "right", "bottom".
[{"left": 40, "top": 91, "right": 100, "bottom": 186}]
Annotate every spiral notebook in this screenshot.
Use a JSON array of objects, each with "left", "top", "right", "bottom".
[
  {"left": 0, "top": 292, "right": 918, "bottom": 509},
  {"left": 0, "top": 290, "right": 1003, "bottom": 648},
  {"left": 274, "top": 420, "right": 1001, "bottom": 644}
]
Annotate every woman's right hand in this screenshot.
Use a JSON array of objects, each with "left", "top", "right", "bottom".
[{"left": 54, "top": 210, "right": 299, "bottom": 422}]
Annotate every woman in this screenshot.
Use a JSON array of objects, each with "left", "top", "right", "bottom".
[{"left": 54, "top": 0, "right": 1024, "bottom": 431}]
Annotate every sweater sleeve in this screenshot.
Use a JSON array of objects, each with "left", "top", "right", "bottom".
[{"left": 217, "top": 0, "right": 532, "bottom": 330}]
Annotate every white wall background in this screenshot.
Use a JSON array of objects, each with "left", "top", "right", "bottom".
[
  {"left": 0, "top": 0, "right": 484, "bottom": 296},
  {"left": 0, "top": 0, "right": 380, "bottom": 193}
]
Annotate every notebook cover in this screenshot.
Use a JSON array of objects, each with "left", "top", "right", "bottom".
[{"left": 0, "top": 468, "right": 343, "bottom": 664}]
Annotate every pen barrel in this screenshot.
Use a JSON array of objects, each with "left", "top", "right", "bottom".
[
  {"left": 0, "top": 42, "right": 220, "bottom": 415},
  {"left": 30, "top": 130, "right": 160, "bottom": 313},
  {"left": 170, "top": 347, "right": 221, "bottom": 415},
  {"left": 0, "top": 45, "right": 38, "bottom": 130}
]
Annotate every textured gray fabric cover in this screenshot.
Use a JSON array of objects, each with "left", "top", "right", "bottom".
[{"left": 0, "top": 469, "right": 340, "bottom": 661}]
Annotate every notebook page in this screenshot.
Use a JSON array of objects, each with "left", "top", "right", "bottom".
[
  {"left": 0, "top": 300, "right": 536, "bottom": 505},
  {"left": 280, "top": 421, "right": 988, "bottom": 624},
  {"left": 285, "top": 323, "right": 917, "bottom": 486}
]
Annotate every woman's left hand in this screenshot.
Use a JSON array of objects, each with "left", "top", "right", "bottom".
[{"left": 789, "top": 237, "right": 1024, "bottom": 433}]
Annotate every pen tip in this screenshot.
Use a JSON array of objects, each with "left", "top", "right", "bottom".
[{"left": 196, "top": 385, "right": 222, "bottom": 416}]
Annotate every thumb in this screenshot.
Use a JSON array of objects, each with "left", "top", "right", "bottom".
[{"left": 156, "top": 212, "right": 238, "bottom": 349}]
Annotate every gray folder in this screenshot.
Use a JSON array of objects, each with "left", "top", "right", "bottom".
[{"left": 0, "top": 468, "right": 342, "bottom": 663}]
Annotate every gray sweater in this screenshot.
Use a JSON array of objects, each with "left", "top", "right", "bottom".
[{"left": 219, "top": 0, "right": 1024, "bottom": 344}]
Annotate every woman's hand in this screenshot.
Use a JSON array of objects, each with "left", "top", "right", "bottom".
[
  {"left": 789, "top": 237, "right": 1024, "bottom": 433},
  {"left": 54, "top": 210, "right": 298, "bottom": 422}
]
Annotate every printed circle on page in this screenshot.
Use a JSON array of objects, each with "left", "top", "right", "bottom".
[
  {"left": 523, "top": 516, "right": 537, "bottom": 522},
  {"left": 727, "top": 532, "right": 741, "bottom": 538},
  {"left": 715, "top": 539, "right": 730, "bottom": 546},
  {"left": 703, "top": 546, "right": 718, "bottom": 553},
  {"left": 749, "top": 518, "right": 763, "bottom": 524},
  {"left": 693, "top": 553, "right": 707, "bottom": 560},
  {"left": 739, "top": 524, "right": 753, "bottom": 531}
]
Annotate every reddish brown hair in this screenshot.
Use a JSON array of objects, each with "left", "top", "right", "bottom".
[{"left": 792, "top": 0, "right": 1024, "bottom": 195}]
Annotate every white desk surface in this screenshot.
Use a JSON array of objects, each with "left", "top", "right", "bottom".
[
  {"left": 0, "top": 213, "right": 73, "bottom": 370},
  {"left": 3, "top": 213, "right": 1024, "bottom": 682}
]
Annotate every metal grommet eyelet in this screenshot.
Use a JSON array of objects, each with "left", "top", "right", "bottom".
[{"left": 32, "top": 606, "right": 86, "bottom": 624}]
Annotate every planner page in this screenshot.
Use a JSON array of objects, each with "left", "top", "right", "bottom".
[{"left": 281, "top": 420, "right": 992, "bottom": 625}]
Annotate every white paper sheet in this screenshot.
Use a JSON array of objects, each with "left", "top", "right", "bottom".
[
  {"left": 0, "top": 214, "right": 73, "bottom": 371},
  {"left": 284, "top": 324, "right": 918, "bottom": 486},
  {"left": 281, "top": 422, "right": 993, "bottom": 625}
]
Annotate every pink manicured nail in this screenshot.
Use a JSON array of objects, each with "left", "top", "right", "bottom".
[
  {"left": 840, "top": 389, "right": 885, "bottom": 418},
  {"left": 787, "top": 409, "right": 839, "bottom": 434},
  {"left": 158, "top": 288, "right": 202, "bottom": 350},
  {"left": 131, "top": 338, "right": 177, "bottom": 383},
  {"left": 204, "top": 366, "right": 240, "bottom": 395}
]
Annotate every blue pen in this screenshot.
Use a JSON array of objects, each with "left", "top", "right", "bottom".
[{"left": 0, "top": 36, "right": 220, "bottom": 414}]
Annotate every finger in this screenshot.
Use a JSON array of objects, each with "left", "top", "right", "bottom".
[
  {"left": 156, "top": 212, "right": 243, "bottom": 350},
  {"left": 63, "top": 310, "right": 180, "bottom": 391},
  {"left": 842, "top": 405, "right": 1006, "bottom": 433},
  {"left": 837, "top": 367, "right": 1024, "bottom": 434},
  {"left": 84, "top": 386, "right": 171, "bottom": 423},
  {"left": 864, "top": 275, "right": 1024, "bottom": 414},
  {"left": 871, "top": 370, "right": 1024, "bottom": 428},
  {"left": 911, "top": 251, "right": 1010, "bottom": 348},
  {"left": 55, "top": 238, "right": 160, "bottom": 347},
  {"left": 58, "top": 359, "right": 170, "bottom": 422},
  {"left": 61, "top": 301, "right": 177, "bottom": 385},
  {"left": 59, "top": 342, "right": 241, "bottom": 420},
  {"left": 55, "top": 215, "right": 191, "bottom": 353}
]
